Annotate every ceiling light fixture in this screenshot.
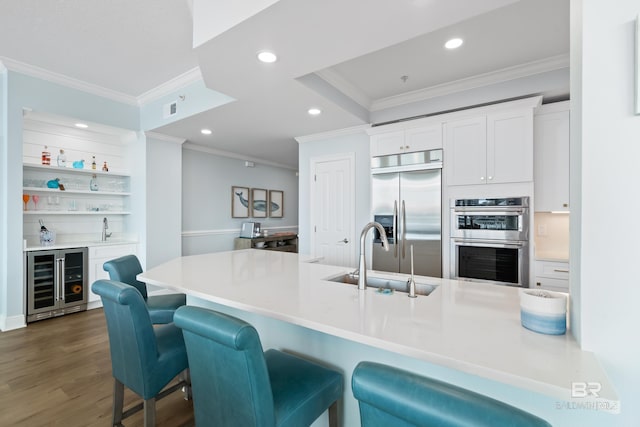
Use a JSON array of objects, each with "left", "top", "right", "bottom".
[
  {"left": 308, "top": 108, "right": 322, "bottom": 116},
  {"left": 257, "top": 51, "right": 277, "bottom": 63},
  {"left": 201, "top": 128, "right": 212, "bottom": 135},
  {"left": 75, "top": 123, "right": 88, "bottom": 128},
  {"left": 445, "top": 38, "right": 463, "bottom": 49}
]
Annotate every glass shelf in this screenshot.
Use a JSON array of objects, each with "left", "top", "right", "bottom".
[
  {"left": 23, "top": 211, "right": 131, "bottom": 215},
  {"left": 23, "top": 163, "right": 131, "bottom": 177},
  {"left": 22, "top": 187, "right": 130, "bottom": 196}
]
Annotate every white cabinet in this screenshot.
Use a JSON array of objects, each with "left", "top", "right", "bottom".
[
  {"left": 370, "top": 124, "right": 442, "bottom": 157},
  {"left": 534, "top": 103, "right": 570, "bottom": 212},
  {"left": 87, "top": 243, "right": 138, "bottom": 306},
  {"left": 534, "top": 260, "right": 569, "bottom": 292},
  {"left": 445, "top": 109, "right": 534, "bottom": 186},
  {"left": 444, "top": 116, "right": 487, "bottom": 185}
]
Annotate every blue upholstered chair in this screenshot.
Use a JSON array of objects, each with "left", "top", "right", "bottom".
[
  {"left": 352, "top": 362, "right": 551, "bottom": 427},
  {"left": 173, "top": 305, "right": 343, "bottom": 427},
  {"left": 92, "top": 279, "right": 190, "bottom": 427},
  {"left": 103, "top": 254, "right": 186, "bottom": 324}
]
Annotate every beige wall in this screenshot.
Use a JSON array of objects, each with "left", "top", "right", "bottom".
[{"left": 534, "top": 212, "right": 569, "bottom": 260}]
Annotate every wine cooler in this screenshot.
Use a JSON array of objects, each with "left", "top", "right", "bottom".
[{"left": 26, "top": 248, "right": 88, "bottom": 323}]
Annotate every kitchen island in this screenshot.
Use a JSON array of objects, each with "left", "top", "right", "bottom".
[{"left": 139, "top": 250, "right": 618, "bottom": 426}]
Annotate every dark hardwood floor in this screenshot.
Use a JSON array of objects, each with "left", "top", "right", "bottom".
[{"left": 0, "top": 309, "right": 194, "bottom": 426}]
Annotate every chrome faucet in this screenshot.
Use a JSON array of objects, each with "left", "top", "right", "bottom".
[
  {"left": 407, "top": 244, "right": 417, "bottom": 298},
  {"left": 101, "top": 217, "right": 112, "bottom": 241},
  {"left": 357, "top": 222, "right": 389, "bottom": 290}
]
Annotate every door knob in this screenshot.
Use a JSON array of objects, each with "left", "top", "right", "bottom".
[{"left": 339, "top": 238, "right": 349, "bottom": 244}]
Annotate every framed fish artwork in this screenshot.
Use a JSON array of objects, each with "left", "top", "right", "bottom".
[
  {"left": 251, "top": 188, "right": 268, "bottom": 218},
  {"left": 269, "top": 190, "right": 283, "bottom": 218},
  {"left": 231, "top": 186, "right": 250, "bottom": 218}
]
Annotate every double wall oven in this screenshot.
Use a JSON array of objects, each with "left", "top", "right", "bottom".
[{"left": 450, "top": 197, "right": 529, "bottom": 287}]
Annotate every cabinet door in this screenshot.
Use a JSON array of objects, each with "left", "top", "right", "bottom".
[
  {"left": 405, "top": 125, "right": 442, "bottom": 152},
  {"left": 534, "top": 110, "right": 570, "bottom": 211},
  {"left": 445, "top": 116, "right": 487, "bottom": 186},
  {"left": 370, "top": 130, "right": 405, "bottom": 157},
  {"left": 487, "top": 110, "right": 533, "bottom": 184},
  {"left": 88, "top": 244, "right": 137, "bottom": 303}
]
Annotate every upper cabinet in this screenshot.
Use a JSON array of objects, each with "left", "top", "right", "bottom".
[
  {"left": 534, "top": 102, "right": 570, "bottom": 212},
  {"left": 370, "top": 123, "right": 442, "bottom": 157},
  {"left": 445, "top": 106, "right": 535, "bottom": 186}
]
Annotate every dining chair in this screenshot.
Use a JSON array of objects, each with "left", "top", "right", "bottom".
[
  {"left": 103, "top": 254, "right": 186, "bottom": 324},
  {"left": 173, "top": 305, "right": 343, "bottom": 427},
  {"left": 92, "top": 279, "right": 190, "bottom": 427},
  {"left": 351, "top": 361, "right": 551, "bottom": 427}
]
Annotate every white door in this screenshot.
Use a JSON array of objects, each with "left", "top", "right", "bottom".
[{"left": 311, "top": 155, "right": 355, "bottom": 267}]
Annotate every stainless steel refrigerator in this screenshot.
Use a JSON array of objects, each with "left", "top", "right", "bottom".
[{"left": 371, "top": 149, "right": 442, "bottom": 277}]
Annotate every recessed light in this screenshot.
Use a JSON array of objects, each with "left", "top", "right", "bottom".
[
  {"left": 257, "top": 51, "right": 277, "bottom": 63},
  {"left": 75, "top": 123, "right": 88, "bottom": 128},
  {"left": 201, "top": 128, "right": 212, "bottom": 135},
  {"left": 308, "top": 108, "right": 322, "bottom": 116},
  {"left": 444, "top": 38, "right": 463, "bottom": 49}
]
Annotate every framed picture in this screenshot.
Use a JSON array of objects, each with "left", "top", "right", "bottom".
[
  {"left": 231, "top": 186, "right": 250, "bottom": 218},
  {"left": 251, "top": 188, "right": 268, "bottom": 218},
  {"left": 269, "top": 190, "right": 283, "bottom": 218}
]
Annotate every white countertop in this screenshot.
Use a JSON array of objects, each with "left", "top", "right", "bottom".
[
  {"left": 139, "top": 250, "right": 617, "bottom": 408},
  {"left": 24, "top": 237, "right": 137, "bottom": 251},
  {"left": 535, "top": 251, "right": 570, "bottom": 263}
]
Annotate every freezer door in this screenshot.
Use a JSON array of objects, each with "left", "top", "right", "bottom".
[
  {"left": 399, "top": 169, "right": 442, "bottom": 277},
  {"left": 372, "top": 172, "right": 399, "bottom": 272}
]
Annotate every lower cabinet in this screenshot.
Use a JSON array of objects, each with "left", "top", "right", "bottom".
[
  {"left": 534, "top": 260, "right": 569, "bottom": 292},
  {"left": 88, "top": 243, "right": 137, "bottom": 307}
]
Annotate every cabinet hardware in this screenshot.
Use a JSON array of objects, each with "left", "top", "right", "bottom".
[{"left": 553, "top": 269, "right": 569, "bottom": 273}]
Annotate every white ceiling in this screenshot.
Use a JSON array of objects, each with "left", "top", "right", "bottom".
[{"left": 0, "top": 0, "right": 569, "bottom": 169}]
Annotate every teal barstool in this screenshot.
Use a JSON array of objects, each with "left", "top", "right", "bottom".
[
  {"left": 174, "top": 305, "right": 343, "bottom": 427},
  {"left": 103, "top": 254, "right": 186, "bottom": 324},
  {"left": 92, "top": 280, "right": 190, "bottom": 427},
  {"left": 352, "top": 362, "right": 551, "bottom": 427}
]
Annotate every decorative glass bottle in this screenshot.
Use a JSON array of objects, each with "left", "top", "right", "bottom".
[
  {"left": 89, "top": 174, "right": 99, "bottom": 191},
  {"left": 57, "top": 149, "right": 67, "bottom": 167}
]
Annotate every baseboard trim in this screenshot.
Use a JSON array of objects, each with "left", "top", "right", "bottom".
[{"left": 1, "top": 314, "right": 27, "bottom": 331}]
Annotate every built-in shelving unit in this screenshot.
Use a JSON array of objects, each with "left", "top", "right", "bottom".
[{"left": 234, "top": 234, "right": 298, "bottom": 253}]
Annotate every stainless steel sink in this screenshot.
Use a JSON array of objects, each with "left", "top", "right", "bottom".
[{"left": 324, "top": 273, "right": 437, "bottom": 296}]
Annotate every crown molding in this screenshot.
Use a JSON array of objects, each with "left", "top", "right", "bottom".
[
  {"left": 314, "top": 68, "right": 372, "bottom": 110},
  {"left": 295, "top": 124, "right": 371, "bottom": 144},
  {"left": 145, "top": 132, "right": 187, "bottom": 145},
  {"left": 136, "top": 67, "right": 203, "bottom": 106},
  {"left": 0, "top": 60, "right": 7, "bottom": 73},
  {"left": 0, "top": 56, "right": 138, "bottom": 106},
  {"left": 371, "top": 54, "right": 570, "bottom": 112},
  {"left": 183, "top": 142, "right": 297, "bottom": 171}
]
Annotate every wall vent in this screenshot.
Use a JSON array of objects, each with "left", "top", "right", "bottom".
[{"left": 163, "top": 101, "right": 178, "bottom": 119}]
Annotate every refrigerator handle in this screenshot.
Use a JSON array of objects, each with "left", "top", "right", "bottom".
[
  {"left": 401, "top": 200, "right": 406, "bottom": 259},
  {"left": 60, "top": 257, "right": 65, "bottom": 301},
  {"left": 393, "top": 200, "right": 398, "bottom": 258}
]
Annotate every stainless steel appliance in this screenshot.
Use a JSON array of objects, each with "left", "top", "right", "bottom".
[
  {"left": 26, "top": 247, "right": 88, "bottom": 322},
  {"left": 450, "top": 197, "right": 529, "bottom": 287},
  {"left": 371, "top": 149, "right": 442, "bottom": 277}
]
